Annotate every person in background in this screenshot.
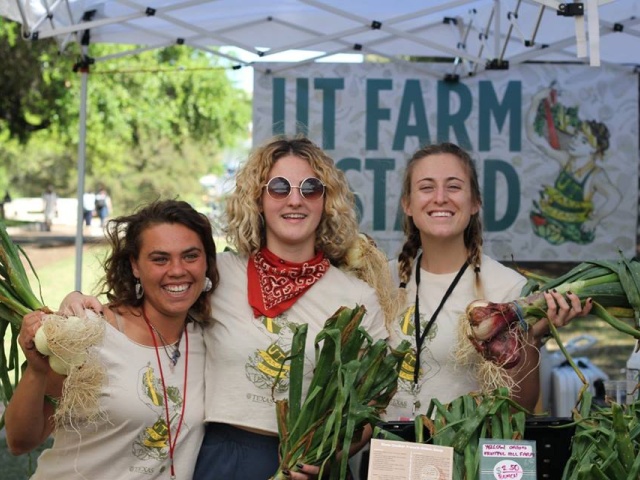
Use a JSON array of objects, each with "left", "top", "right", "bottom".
[
  {"left": 59, "top": 136, "right": 394, "bottom": 480},
  {"left": 41, "top": 185, "right": 57, "bottom": 232},
  {"left": 0, "top": 190, "right": 11, "bottom": 220},
  {"left": 5, "top": 199, "right": 219, "bottom": 480},
  {"left": 385, "top": 142, "right": 592, "bottom": 421},
  {"left": 82, "top": 189, "right": 96, "bottom": 229},
  {"left": 95, "top": 184, "right": 112, "bottom": 228}
]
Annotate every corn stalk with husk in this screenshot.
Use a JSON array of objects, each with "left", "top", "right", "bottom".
[
  {"left": 0, "top": 221, "right": 105, "bottom": 429},
  {"left": 270, "top": 305, "right": 410, "bottom": 479},
  {"left": 373, "top": 388, "right": 529, "bottom": 480},
  {"left": 466, "top": 257, "right": 640, "bottom": 371}
]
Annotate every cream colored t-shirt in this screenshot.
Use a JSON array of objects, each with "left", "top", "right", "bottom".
[
  {"left": 32, "top": 320, "right": 205, "bottom": 480},
  {"left": 203, "top": 251, "right": 388, "bottom": 433},
  {"left": 385, "top": 254, "right": 526, "bottom": 420}
]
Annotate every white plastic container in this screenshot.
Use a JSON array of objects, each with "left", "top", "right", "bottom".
[
  {"left": 539, "top": 335, "right": 598, "bottom": 414},
  {"left": 626, "top": 340, "right": 640, "bottom": 404},
  {"left": 551, "top": 357, "right": 609, "bottom": 417}
]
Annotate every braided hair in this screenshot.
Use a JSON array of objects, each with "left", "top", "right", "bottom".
[{"left": 397, "top": 143, "right": 484, "bottom": 298}]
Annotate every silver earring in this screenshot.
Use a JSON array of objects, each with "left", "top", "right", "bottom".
[
  {"left": 202, "top": 277, "right": 213, "bottom": 292},
  {"left": 135, "top": 279, "right": 144, "bottom": 300}
]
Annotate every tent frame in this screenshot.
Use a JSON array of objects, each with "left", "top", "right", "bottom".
[{"left": 4, "top": 0, "right": 638, "bottom": 287}]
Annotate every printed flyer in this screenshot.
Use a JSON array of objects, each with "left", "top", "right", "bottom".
[
  {"left": 479, "top": 439, "right": 537, "bottom": 479},
  {"left": 368, "top": 438, "right": 453, "bottom": 480}
]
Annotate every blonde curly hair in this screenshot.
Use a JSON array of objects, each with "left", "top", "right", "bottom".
[
  {"left": 225, "top": 135, "right": 398, "bottom": 325},
  {"left": 224, "top": 135, "right": 359, "bottom": 263}
]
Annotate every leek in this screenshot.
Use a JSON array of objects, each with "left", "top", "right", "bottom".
[
  {"left": 0, "top": 221, "right": 105, "bottom": 429},
  {"left": 466, "top": 257, "right": 640, "bottom": 368},
  {"left": 0, "top": 221, "right": 49, "bottom": 423},
  {"left": 270, "top": 305, "right": 410, "bottom": 479}
]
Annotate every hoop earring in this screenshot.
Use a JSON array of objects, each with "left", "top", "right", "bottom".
[
  {"left": 135, "top": 279, "right": 144, "bottom": 300},
  {"left": 202, "top": 277, "right": 213, "bottom": 293},
  {"left": 259, "top": 213, "right": 265, "bottom": 228}
]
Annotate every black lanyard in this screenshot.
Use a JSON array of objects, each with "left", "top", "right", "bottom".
[{"left": 413, "top": 254, "right": 469, "bottom": 385}]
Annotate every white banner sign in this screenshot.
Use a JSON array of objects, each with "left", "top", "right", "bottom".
[{"left": 253, "top": 63, "right": 638, "bottom": 262}]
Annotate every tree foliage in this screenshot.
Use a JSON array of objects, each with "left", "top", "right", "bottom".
[
  {"left": 0, "top": 19, "right": 76, "bottom": 144},
  {"left": 0, "top": 19, "right": 251, "bottom": 210}
]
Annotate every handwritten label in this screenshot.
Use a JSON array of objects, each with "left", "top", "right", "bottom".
[
  {"left": 482, "top": 444, "right": 534, "bottom": 458},
  {"left": 479, "top": 439, "right": 536, "bottom": 480},
  {"left": 492, "top": 460, "right": 524, "bottom": 480}
]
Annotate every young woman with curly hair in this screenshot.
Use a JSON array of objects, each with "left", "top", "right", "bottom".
[
  {"left": 7, "top": 200, "right": 218, "bottom": 479},
  {"left": 193, "top": 135, "right": 391, "bottom": 479}
]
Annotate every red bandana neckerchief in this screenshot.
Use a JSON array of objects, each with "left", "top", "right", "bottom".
[{"left": 248, "top": 247, "right": 330, "bottom": 318}]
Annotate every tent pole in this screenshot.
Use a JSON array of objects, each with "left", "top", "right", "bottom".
[{"left": 74, "top": 58, "right": 89, "bottom": 291}]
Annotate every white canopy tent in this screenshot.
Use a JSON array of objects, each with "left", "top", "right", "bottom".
[
  {"left": 4, "top": 1, "right": 640, "bottom": 69},
  {"left": 1, "top": 0, "right": 640, "bottom": 287}
]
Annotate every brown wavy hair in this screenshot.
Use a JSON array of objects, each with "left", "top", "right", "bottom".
[{"left": 99, "top": 199, "right": 218, "bottom": 324}]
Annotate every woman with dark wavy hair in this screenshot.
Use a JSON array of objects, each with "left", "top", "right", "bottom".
[{"left": 7, "top": 199, "right": 218, "bottom": 479}]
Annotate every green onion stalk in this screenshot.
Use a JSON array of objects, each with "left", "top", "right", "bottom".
[
  {"left": 466, "top": 257, "right": 640, "bottom": 369},
  {"left": 0, "top": 221, "right": 50, "bottom": 416},
  {"left": 373, "top": 387, "right": 529, "bottom": 480},
  {"left": 270, "top": 305, "right": 410, "bottom": 479},
  {"left": 561, "top": 391, "right": 640, "bottom": 479},
  {"left": 0, "top": 221, "right": 105, "bottom": 431}
]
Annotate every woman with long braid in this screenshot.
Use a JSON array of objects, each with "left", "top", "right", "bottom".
[{"left": 385, "top": 142, "right": 592, "bottom": 420}]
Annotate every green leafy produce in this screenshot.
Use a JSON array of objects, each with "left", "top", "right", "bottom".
[
  {"left": 270, "top": 305, "right": 410, "bottom": 479},
  {"left": 374, "top": 388, "right": 529, "bottom": 480},
  {"left": 562, "top": 392, "right": 640, "bottom": 480},
  {"left": 0, "top": 221, "right": 49, "bottom": 424}
]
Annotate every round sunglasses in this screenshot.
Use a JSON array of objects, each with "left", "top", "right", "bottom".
[{"left": 263, "top": 176, "right": 326, "bottom": 200}]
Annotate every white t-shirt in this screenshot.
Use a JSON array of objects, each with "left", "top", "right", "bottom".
[
  {"left": 203, "top": 251, "right": 388, "bottom": 433},
  {"left": 385, "top": 254, "right": 526, "bottom": 420},
  {"left": 32, "top": 320, "right": 205, "bottom": 480},
  {"left": 83, "top": 192, "right": 96, "bottom": 211}
]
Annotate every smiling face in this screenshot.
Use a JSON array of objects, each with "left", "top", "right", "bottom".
[
  {"left": 261, "top": 154, "right": 324, "bottom": 261},
  {"left": 402, "top": 152, "right": 480, "bottom": 246},
  {"left": 131, "top": 223, "right": 208, "bottom": 321}
]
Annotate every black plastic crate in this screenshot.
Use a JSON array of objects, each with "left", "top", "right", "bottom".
[{"left": 524, "top": 417, "right": 575, "bottom": 480}]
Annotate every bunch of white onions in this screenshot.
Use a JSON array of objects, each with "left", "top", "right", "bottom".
[
  {"left": 34, "top": 313, "right": 102, "bottom": 375},
  {"left": 36, "top": 310, "right": 106, "bottom": 427},
  {"left": 0, "top": 221, "right": 105, "bottom": 428}
]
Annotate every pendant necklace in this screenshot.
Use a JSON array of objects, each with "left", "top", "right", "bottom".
[
  {"left": 147, "top": 320, "right": 184, "bottom": 369},
  {"left": 411, "top": 254, "right": 468, "bottom": 415},
  {"left": 143, "top": 306, "right": 189, "bottom": 480}
]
